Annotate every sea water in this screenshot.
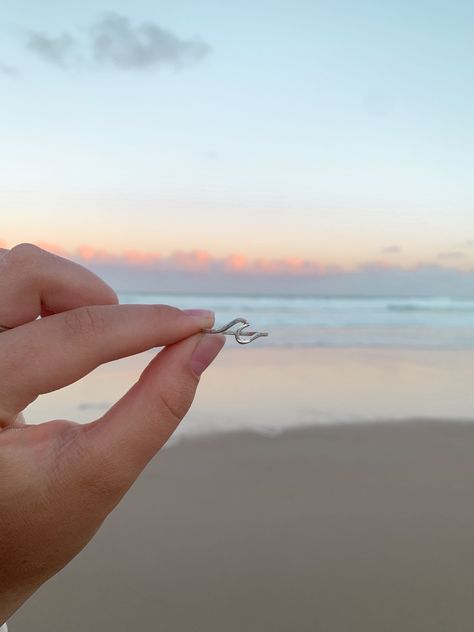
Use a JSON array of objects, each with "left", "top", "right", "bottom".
[
  {"left": 118, "top": 292, "right": 474, "bottom": 350},
  {"left": 24, "top": 292, "right": 474, "bottom": 429}
]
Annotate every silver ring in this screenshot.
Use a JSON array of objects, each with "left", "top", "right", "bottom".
[{"left": 0, "top": 325, "right": 13, "bottom": 333}]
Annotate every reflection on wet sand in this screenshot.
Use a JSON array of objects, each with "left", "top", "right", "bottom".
[{"left": 26, "top": 346, "right": 474, "bottom": 436}]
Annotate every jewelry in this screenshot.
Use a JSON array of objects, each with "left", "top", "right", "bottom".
[
  {"left": 203, "top": 318, "right": 268, "bottom": 344},
  {"left": 0, "top": 320, "right": 269, "bottom": 343}
]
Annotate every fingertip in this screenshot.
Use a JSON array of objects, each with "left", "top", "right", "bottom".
[
  {"left": 182, "top": 308, "right": 215, "bottom": 329},
  {"left": 190, "top": 333, "right": 226, "bottom": 377}
]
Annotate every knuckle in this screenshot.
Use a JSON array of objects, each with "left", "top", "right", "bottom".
[
  {"left": 156, "top": 391, "right": 183, "bottom": 427},
  {"left": 10, "top": 242, "right": 42, "bottom": 259},
  {"left": 63, "top": 305, "right": 107, "bottom": 338},
  {"left": 7, "top": 243, "right": 42, "bottom": 271},
  {"left": 154, "top": 382, "right": 195, "bottom": 432},
  {"left": 150, "top": 304, "right": 181, "bottom": 322}
]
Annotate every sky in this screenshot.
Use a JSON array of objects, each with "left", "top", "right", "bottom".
[{"left": 1, "top": 1, "right": 474, "bottom": 293}]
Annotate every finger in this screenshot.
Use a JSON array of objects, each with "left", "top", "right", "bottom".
[
  {"left": 0, "top": 243, "right": 118, "bottom": 328},
  {"left": 75, "top": 333, "right": 226, "bottom": 495},
  {"left": 0, "top": 305, "right": 214, "bottom": 422}
]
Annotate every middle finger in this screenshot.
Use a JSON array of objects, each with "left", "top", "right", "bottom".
[{"left": 0, "top": 243, "right": 118, "bottom": 328}]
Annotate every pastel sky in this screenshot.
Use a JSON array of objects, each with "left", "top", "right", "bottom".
[{"left": 1, "top": 1, "right": 474, "bottom": 290}]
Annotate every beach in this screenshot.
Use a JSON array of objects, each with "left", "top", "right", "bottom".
[
  {"left": 10, "top": 419, "right": 474, "bottom": 631},
  {"left": 10, "top": 345, "right": 474, "bottom": 631},
  {"left": 23, "top": 345, "right": 474, "bottom": 432}
]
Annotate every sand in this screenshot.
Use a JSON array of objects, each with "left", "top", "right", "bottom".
[
  {"left": 10, "top": 420, "right": 474, "bottom": 632},
  {"left": 25, "top": 346, "right": 474, "bottom": 430}
]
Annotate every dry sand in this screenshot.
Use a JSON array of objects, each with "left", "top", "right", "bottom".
[{"left": 10, "top": 420, "right": 474, "bottom": 632}]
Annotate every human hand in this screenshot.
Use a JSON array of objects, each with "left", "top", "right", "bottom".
[{"left": 0, "top": 244, "right": 225, "bottom": 623}]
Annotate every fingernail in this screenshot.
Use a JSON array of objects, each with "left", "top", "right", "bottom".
[
  {"left": 190, "top": 334, "right": 226, "bottom": 377},
  {"left": 182, "top": 308, "right": 215, "bottom": 328},
  {"left": 182, "top": 309, "right": 214, "bottom": 319}
]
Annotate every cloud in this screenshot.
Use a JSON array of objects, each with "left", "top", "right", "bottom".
[
  {"left": 437, "top": 251, "right": 464, "bottom": 260},
  {"left": 77, "top": 244, "right": 117, "bottom": 262},
  {"left": 91, "top": 13, "right": 211, "bottom": 70},
  {"left": 382, "top": 245, "right": 401, "bottom": 254},
  {"left": 69, "top": 245, "right": 328, "bottom": 277},
  {"left": 122, "top": 249, "right": 161, "bottom": 265},
  {"left": 27, "top": 31, "right": 79, "bottom": 68},
  {"left": 79, "top": 255, "right": 474, "bottom": 297},
  {"left": 225, "top": 253, "right": 248, "bottom": 272},
  {"left": 34, "top": 241, "right": 70, "bottom": 257},
  {"left": 25, "top": 13, "right": 211, "bottom": 72},
  {"left": 3, "top": 239, "right": 474, "bottom": 295},
  {"left": 0, "top": 61, "right": 19, "bottom": 77},
  {"left": 167, "top": 249, "right": 212, "bottom": 272}
]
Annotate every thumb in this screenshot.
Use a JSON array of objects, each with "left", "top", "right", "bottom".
[{"left": 75, "top": 332, "right": 225, "bottom": 495}]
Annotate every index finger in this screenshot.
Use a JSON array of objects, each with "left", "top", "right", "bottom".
[{"left": 0, "top": 305, "right": 214, "bottom": 423}]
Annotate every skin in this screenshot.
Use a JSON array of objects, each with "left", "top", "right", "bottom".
[{"left": 0, "top": 243, "right": 225, "bottom": 623}]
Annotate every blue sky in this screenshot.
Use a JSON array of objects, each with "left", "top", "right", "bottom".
[{"left": 1, "top": 1, "right": 474, "bottom": 284}]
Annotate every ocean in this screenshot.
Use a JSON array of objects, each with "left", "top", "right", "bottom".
[
  {"left": 25, "top": 292, "right": 474, "bottom": 429},
  {"left": 118, "top": 292, "right": 474, "bottom": 350}
]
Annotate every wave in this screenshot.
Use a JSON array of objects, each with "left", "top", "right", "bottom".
[{"left": 117, "top": 292, "right": 474, "bottom": 349}]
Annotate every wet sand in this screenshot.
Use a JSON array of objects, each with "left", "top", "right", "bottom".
[
  {"left": 25, "top": 346, "right": 474, "bottom": 432},
  {"left": 11, "top": 420, "right": 474, "bottom": 632}
]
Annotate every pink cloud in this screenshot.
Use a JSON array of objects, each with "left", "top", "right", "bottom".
[
  {"left": 35, "top": 241, "right": 70, "bottom": 257},
  {"left": 250, "top": 257, "right": 327, "bottom": 276},
  {"left": 123, "top": 249, "right": 161, "bottom": 265},
  {"left": 0, "top": 238, "right": 472, "bottom": 278},
  {"left": 224, "top": 253, "right": 248, "bottom": 272},
  {"left": 76, "top": 244, "right": 117, "bottom": 262}
]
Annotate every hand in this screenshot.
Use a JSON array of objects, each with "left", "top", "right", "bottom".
[{"left": 0, "top": 243, "right": 225, "bottom": 623}]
